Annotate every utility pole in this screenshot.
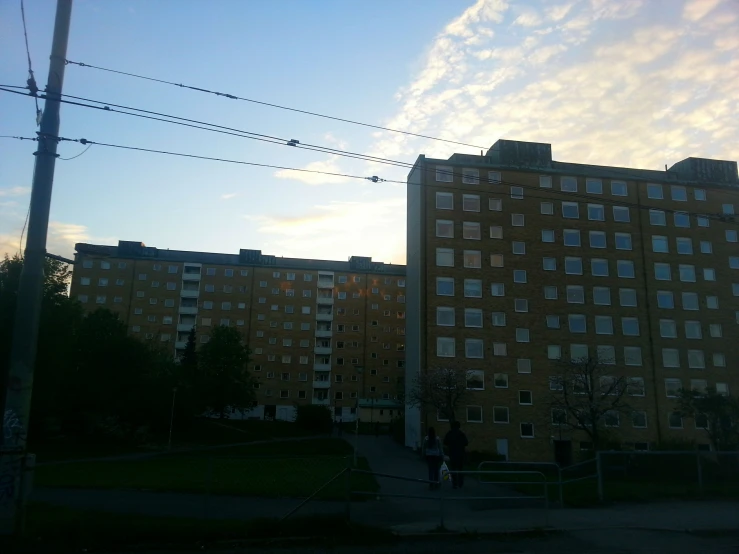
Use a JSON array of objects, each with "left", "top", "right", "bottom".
[{"left": 0, "top": 0, "right": 74, "bottom": 536}]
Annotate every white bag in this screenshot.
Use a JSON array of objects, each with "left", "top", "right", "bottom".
[{"left": 439, "top": 461, "right": 451, "bottom": 482}]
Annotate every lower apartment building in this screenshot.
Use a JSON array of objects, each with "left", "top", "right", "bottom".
[
  {"left": 406, "top": 139, "right": 739, "bottom": 462},
  {"left": 70, "top": 241, "right": 406, "bottom": 423}
]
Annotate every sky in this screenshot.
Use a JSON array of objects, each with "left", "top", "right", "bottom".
[{"left": 1, "top": 0, "right": 738, "bottom": 266}]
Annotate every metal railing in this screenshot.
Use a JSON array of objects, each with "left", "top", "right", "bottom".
[{"left": 347, "top": 468, "right": 549, "bottom": 529}]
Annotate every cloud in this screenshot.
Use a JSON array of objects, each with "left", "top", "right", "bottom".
[
  {"left": 0, "top": 186, "right": 30, "bottom": 198},
  {"left": 244, "top": 197, "right": 406, "bottom": 265},
  {"left": 361, "top": 0, "right": 739, "bottom": 176},
  {"left": 273, "top": 155, "right": 351, "bottom": 185},
  {"left": 682, "top": 0, "right": 722, "bottom": 21},
  {"left": 220, "top": 193, "right": 238, "bottom": 200},
  {"left": 513, "top": 8, "right": 542, "bottom": 27},
  {"left": 0, "top": 221, "right": 116, "bottom": 260}
]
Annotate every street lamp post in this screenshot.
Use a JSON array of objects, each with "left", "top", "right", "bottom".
[
  {"left": 168, "top": 387, "right": 178, "bottom": 452},
  {"left": 353, "top": 366, "right": 363, "bottom": 466}
]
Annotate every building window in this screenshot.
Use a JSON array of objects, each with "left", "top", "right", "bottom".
[
  {"left": 671, "top": 185, "right": 687, "bottom": 201},
  {"left": 676, "top": 237, "right": 693, "bottom": 255},
  {"left": 464, "top": 308, "right": 483, "bottom": 328},
  {"left": 436, "top": 248, "right": 454, "bottom": 267},
  {"left": 727, "top": 230, "right": 738, "bottom": 243},
  {"left": 662, "top": 348, "right": 680, "bottom": 368},
  {"left": 517, "top": 359, "right": 532, "bottom": 374},
  {"left": 611, "top": 181, "right": 627, "bottom": 196},
  {"left": 647, "top": 183, "right": 663, "bottom": 199},
  {"left": 464, "top": 279, "right": 482, "bottom": 297},
  {"left": 544, "top": 286, "right": 558, "bottom": 300},
  {"left": 488, "top": 171, "right": 502, "bottom": 184},
  {"left": 466, "top": 370, "right": 484, "bottom": 390},
  {"left": 515, "top": 328, "right": 530, "bottom": 343},
  {"left": 595, "top": 316, "right": 613, "bottom": 335},
  {"left": 489, "top": 198, "right": 502, "bottom": 211},
  {"left": 568, "top": 314, "right": 587, "bottom": 333},
  {"left": 590, "top": 231, "right": 606, "bottom": 249},
  {"left": 586, "top": 178, "right": 602, "bottom": 194},
  {"left": 437, "top": 337, "right": 455, "bottom": 357},
  {"left": 657, "top": 290, "right": 674, "bottom": 309},
  {"left": 512, "top": 241, "right": 525, "bottom": 255},
  {"left": 492, "top": 312, "right": 506, "bottom": 326},
  {"left": 565, "top": 257, "right": 583, "bottom": 275},
  {"left": 591, "top": 259, "right": 609, "bottom": 277},
  {"left": 513, "top": 270, "right": 527, "bottom": 283},
  {"left": 462, "top": 194, "right": 480, "bottom": 212},
  {"left": 494, "top": 373, "right": 508, "bottom": 388},
  {"left": 679, "top": 264, "right": 696, "bottom": 282},
  {"left": 619, "top": 288, "right": 637, "bottom": 307},
  {"left": 543, "top": 258, "right": 556, "bottom": 271},
  {"left": 541, "top": 201, "right": 553, "bottom": 215},
  {"left": 510, "top": 186, "right": 523, "bottom": 199},
  {"left": 463, "top": 222, "right": 481, "bottom": 240},
  {"left": 493, "top": 343, "right": 507, "bottom": 356},
  {"left": 621, "top": 317, "right": 640, "bottom": 336},
  {"left": 649, "top": 209, "right": 666, "bottom": 226},
  {"left": 588, "top": 204, "right": 605, "bottom": 221},
  {"left": 436, "top": 277, "right": 454, "bottom": 296},
  {"left": 674, "top": 212, "right": 690, "bottom": 228},
  {"left": 563, "top": 229, "right": 581, "bottom": 247},
  {"left": 593, "top": 287, "right": 611, "bottom": 306},
  {"left": 490, "top": 254, "right": 504, "bottom": 268},
  {"left": 561, "top": 176, "right": 577, "bottom": 192},
  {"left": 548, "top": 345, "right": 562, "bottom": 359},
  {"left": 597, "top": 345, "right": 615, "bottom": 364},
  {"left": 567, "top": 285, "right": 584, "bottom": 304},
  {"left": 511, "top": 213, "right": 524, "bottom": 226},
  {"left": 688, "top": 350, "right": 705, "bottom": 369},
  {"left": 491, "top": 283, "right": 505, "bottom": 296},
  {"left": 436, "top": 192, "right": 453, "bottom": 209},
  {"left": 466, "top": 406, "right": 483, "bottom": 423},
  {"left": 436, "top": 307, "right": 455, "bottom": 326},
  {"left": 542, "top": 229, "right": 555, "bottom": 243},
  {"left": 654, "top": 263, "right": 671, "bottom": 281},
  {"left": 519, "top": 390, "right": 533, "bottom": 405},
  {"left": 540, "top": 175, "right": 552, "bottom": 188},
  {"left": 546, "top": 315, "right": 560, "bottom": 329},
  {"left": 668, "top": 412, "right": 683, "bottom": 429},
  {"left": 436, "top": 219, "right": 454, "bottom": 238},
  {"left": 562, "top": 202, "right": 579, "bottom": 219},
  {"left": 520, "top": 423, "right": 535, "bottom": 438},
  {"left": 652, "top": 235, "right": 669, "bottom": 253},
  {"left": 462, "top": 168, "right": 479, "bottom": 184},
  {"left": 493, "top": 406, "right": 509, "bottom": 423}
]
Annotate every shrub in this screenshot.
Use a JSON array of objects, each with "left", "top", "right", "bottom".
[{"left": 294, "top": 405, "right": 333, "bottom": 433}]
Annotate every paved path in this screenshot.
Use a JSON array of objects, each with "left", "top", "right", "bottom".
[{"left": 30, "top": 433, "right": 739, "bottom": 534}]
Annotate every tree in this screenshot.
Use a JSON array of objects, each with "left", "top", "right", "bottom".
[
  {"left": 197, "top": 325, "right": 255, "bottom": 419},
  {"left": 548, "top": 355, "right": 632, "bottom": 451},
  {"left": 407, "top": 367, "right": 473, "bottom": 426},
  {"left": 677, "top": 387, "right": 739, "bottom": 451}
]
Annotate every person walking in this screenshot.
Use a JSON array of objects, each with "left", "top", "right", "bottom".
[
  {"left": 422, "top": 427, "right": 444, "bottom": 490},
  {"left": 444, "top": 421, "right": 469, "bottom": 489}
]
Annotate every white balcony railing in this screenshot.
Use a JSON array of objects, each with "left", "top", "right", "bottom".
[
  {"left": 174, "top": 341, "right": 187, "bottom": 349},
  {"left": 314, "top": 346, "right": 332, "bottom": 355},
  {"left": 315, "top": 329, "right": 333, "bottom": 338},
  {"left": 312, "top": 397, "right": 330, "bottom": 405},
  {"left": 182, "top": 273, "right": 201, "bottom": 281},
  {"left": 312, "top": 381, "right": 331, "bottom": 389},
  {"left": 180, "top": 289, "right": 199, "bottom": 298},
  {"left": 178, "top": 306, "right": 198, "bottom": 315},
  {"left": 177, "top": 323, "right": 195, "bottom": 332},
  {"left": 313, "top": 363, "right": 331, "bottom": 371},
  {"left": 316, "top": 296, "right": 334, "bottom": 305},
  {"left": 316, "top": 313, "right": 333, "bottom": 322}
]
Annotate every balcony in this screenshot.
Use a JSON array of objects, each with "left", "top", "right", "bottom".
[
  {"left": 313, "top": 363, "right": 331, "bottom": 371},
  {"left": 315, "top": 329, "right": 332, "bottom": 338},
  {"left": 316, "top": 313, "right": 333, "bottom": 322},
  {"left": 177, "top": 323, "right": 195, "bottom": 332},
  {"left": 313, "top": 380, "right": 331, "bottom": 389},
  {"left": 179, "top": 306, "right": 198, "bottom": 315},
  {"left": 180, "top": 289, "right": 199, "bottom": 298},
  {"left": 317, "top": 279, "right": 334, "bottom": 289},
  {"left": 182, "top": 273, "right": 201, "bottom": 281},
  {"left": 174, "top": 341, "right": 187, "bottom": 349},
  {"left": 314, "top": 346, "right": 332, "bottom": 355},
  {"left": 316, "top": 296, "right": 334, "bottom": 305},
  {"left": 312, "top": 397, "right": 330, "bottom": 406}
]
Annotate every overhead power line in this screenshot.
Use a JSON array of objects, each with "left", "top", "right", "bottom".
[
  {"left": 19, "top": 0, "right": 40, "bottom": 123},
  {"left": 0, "top": 134, "right": 394, "bottom": 184},
  {"left": 2, "top": 133, "right": 735, "bottom": 227},
  {"left": 63, "top": 58, "right": 487, "bottom": 150}
]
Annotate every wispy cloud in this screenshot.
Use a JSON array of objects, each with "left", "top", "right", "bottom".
[
  {"left": 0, "top": 221, "right": 115, "bottom": 260},
  {"left": 0, "top": 186, "right": 30, "bottom": 198},
  {"left": 220, "top": 193, "right": 238, "bottom": 200},
  {"left": 244, "top": 197, "right": 406, "bottom": 264},
  {"left": 273, "top": 155, "right": 352, "bottom": 185}
]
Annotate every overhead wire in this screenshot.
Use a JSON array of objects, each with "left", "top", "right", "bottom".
[
  {"left": 19, "top": 0, "right": 40, "bottom": 124},
  {"left": 62, "top": 58, "right": 488, "bottom": 151},
  {"left": 2, "top": 132, "right": 735, "bottom": 228}
]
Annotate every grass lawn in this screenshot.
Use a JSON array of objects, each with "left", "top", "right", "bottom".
[
  {"left": 9, "top": 502, "right": 394, "bottom": 551},
  {"left": 35, "top": 439, "right": 379, "bottom": 500},
  {"left": 31, "top": 419, "right": 318, "bottom": 463}
]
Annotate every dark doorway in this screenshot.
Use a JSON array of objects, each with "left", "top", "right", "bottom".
[
  {"left": 554, "top": 440, "right": 573, "bottom": 467},
  {"left": 264, "top": 405, "right": 276, "bottom": 421}
]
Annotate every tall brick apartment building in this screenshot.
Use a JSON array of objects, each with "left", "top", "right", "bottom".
[
  {"left": 406, "top": 139, "right": 738, "bottom": 462},
  {"left": 70, "top": 241, "right": 406, "bottom": 423}
]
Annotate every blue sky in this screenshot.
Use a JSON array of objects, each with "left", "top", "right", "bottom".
[{"left": 1, "top": 0, "right": 738, "bottom": 264}]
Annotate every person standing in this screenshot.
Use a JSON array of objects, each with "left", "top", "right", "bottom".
[
  {"left": 422, "top": 427, "right": 444, "bottom": 490},
  {"left": 444, "top": 421, "right": 469, "bottom": 489}
]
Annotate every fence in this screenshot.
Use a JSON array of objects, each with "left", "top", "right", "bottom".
[{"left": 597, "top": 450, "right": 739, "bottom": 503}]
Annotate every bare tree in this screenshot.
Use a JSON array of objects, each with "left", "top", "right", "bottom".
[
  {"left": 548, "top": 355, "right": 632, "bottom": 451},
  {"left": 677, "top": 386, "right": 739, "bottom": 451},
  {"left": 407, "top": 367, "right": 474, "bottom": 425}
]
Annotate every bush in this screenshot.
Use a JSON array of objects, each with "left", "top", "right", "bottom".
[{"left": 294, "top": 405, "right": 333, "bottom": 433}]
